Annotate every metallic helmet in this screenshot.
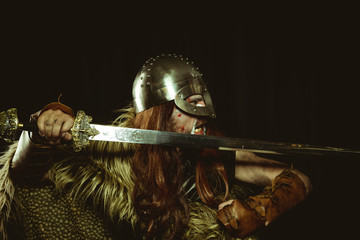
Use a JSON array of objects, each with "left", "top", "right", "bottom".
[{"left": 132, "top": 54, "right": 216, "bottom": 118}]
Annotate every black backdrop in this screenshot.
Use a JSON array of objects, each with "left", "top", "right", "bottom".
[{"left": 1, "top": 8, "right": 359, "bottom": 239}]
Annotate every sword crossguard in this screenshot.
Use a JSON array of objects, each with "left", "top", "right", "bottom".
[{"left": 70, "top": 110, "right": 100, "bottom": 152}]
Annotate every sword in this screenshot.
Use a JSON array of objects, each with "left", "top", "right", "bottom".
[{"left": 1, "top": 108, "right": 360, "bottom": 156}]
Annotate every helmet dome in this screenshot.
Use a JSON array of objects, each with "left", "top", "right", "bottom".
[{"left": 132, "top": 54, "right": 216, "bottom": 118}]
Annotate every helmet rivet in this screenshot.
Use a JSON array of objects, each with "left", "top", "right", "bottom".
[{"left": 193, "top": 109, "right": 197, "bottom": 112}]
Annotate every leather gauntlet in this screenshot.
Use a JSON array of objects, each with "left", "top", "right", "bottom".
[
  {"left": 39, "top": 101, "right": 75, "bottom": 117},
  {"left": 217, "top": 169, "right": 307, "bottom": 238}
]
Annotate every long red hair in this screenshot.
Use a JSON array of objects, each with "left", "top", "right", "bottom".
[{"left": 131, "top": 101, "right": 229, "bottom": 239}]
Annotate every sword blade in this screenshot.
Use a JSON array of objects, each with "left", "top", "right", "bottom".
[
  {"left": 3, "top": 108, "right": 357, "bottom": 156},
  {"left": 89, "top": 124, "right": 360, "bottom": 156}
]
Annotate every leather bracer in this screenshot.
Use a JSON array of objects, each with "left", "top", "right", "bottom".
[
  {"left": 39, "top": 101, "right": 75, "bottom": 117},
  {"left": 217, "top": 169, "right": 307, "bottom": 238}
]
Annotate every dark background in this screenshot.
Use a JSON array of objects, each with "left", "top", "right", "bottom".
[{"left": 1, "top": 6, "right": 359, "bottom": 239}]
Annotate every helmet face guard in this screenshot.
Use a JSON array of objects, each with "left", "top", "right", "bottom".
[{"left": 132, "top": 54, "right": 216, "bottom": 118}]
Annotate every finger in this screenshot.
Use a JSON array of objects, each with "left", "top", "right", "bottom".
[
  {"left": 37, "top": 111, "right": 54, "bottom": 137},
  {"left": 60, "top": 115, "right": 75, "bottom": 141},
  {"left": 36, "top": 117, "right": 45, "bottom": 137},
  {"left": 61, "top": 132, "right": 73, "bottom": 141},
  {"left": 51, "top": 117, "right": 64, "bottom": 138},
  {"left": 44, "top": 117, "right": 54, "bottom": 139},
  {"left": 36, "top": 111, "right": 47, "bottom": 137},
  {"left": 61, "top": 115, "right": 75, "bottom": 133}
]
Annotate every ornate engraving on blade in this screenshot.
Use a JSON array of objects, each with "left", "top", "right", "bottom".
[{"left": 115, "top": 128, "right": 144, "bottom": 143}]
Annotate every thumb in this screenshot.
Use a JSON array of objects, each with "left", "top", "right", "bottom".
[
  {"left": 61, "top": 132, "right": 73, "bottom": 141},
  {"left": 218, "top": 199, "right": 234, "bottom": 210}
]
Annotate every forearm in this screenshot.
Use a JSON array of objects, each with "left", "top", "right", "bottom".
[
  {"left": 235, "top": 151, "right": 312, "bottom": 194},
  {"left": 11, "top": 101, "right": 75, "bottom": 183},
  {"left": 235, "top": 151, "right": 287, "bottom": 185},
  {"left": 218, "top": 167, "right": 309, "bottom": 238},
  {"left": 11, "top": 131, "right": 53, "bottom": 182}
]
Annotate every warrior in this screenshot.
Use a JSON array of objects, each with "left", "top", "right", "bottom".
[{"left": 0, "top": 54, "right": 311, "bottom": 239}]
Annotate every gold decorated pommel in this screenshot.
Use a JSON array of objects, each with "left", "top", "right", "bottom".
[
  {"left": 0, "top": 108, "right": 19, "bottom": 143},
  {"left": 70, "top": 110, "right": 100, "bottom": 152}
]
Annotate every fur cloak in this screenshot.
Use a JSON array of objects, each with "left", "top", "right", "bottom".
[{"left": 0, "top": 108, "right": 260, "bottom": 240}]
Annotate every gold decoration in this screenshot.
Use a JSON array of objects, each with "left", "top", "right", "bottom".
[
  {"left": 0, "top": 108, "right": 19, "bottom": 143},
  {"left": 70, "top": 110, "right": 99, "bottom": 152}
]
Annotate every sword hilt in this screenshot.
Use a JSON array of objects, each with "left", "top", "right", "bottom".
[{"left": 0, "top": 108, "right": 98, "bottom": 152}]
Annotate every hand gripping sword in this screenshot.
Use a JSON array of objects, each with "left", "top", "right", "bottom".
[{"left": 1, "top": 108, "right": 360, "bottom": 156}]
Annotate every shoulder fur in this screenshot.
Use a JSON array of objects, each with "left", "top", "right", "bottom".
[{"left": 0, "top": 142, "right": 18, "bottom": 240}]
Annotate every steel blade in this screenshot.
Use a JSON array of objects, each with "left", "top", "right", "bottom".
[{"left": 90, "top": 124, "right": 360, "bottom": 156}]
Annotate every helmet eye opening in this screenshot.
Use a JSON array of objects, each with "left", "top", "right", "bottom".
[
  {"left": 174, "top": 85, "right": 216, "bottom": 118},
  {"left": 186, "top": 95, "right": 206, "bottom": 107}
]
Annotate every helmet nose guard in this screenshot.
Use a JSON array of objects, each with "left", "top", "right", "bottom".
[{"left": 132, "top": 54, "right": 216, "bottom": 118}]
